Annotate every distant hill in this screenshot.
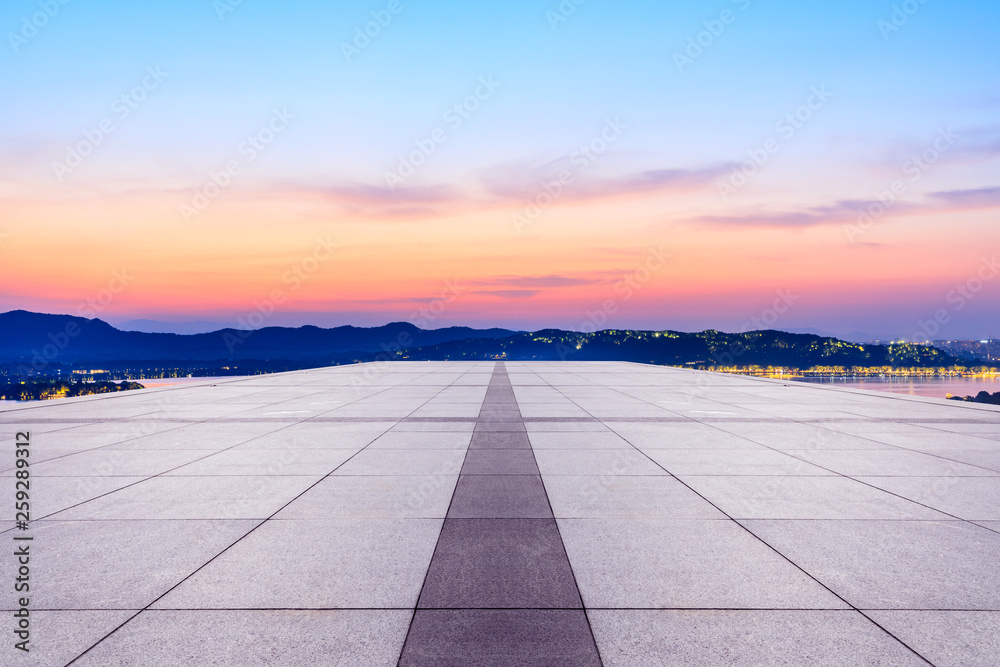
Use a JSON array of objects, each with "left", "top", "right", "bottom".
[
  {"left": 117, "top": 319, "right": 229, "bottom": 335},
  {"left": 2, "top": 310, "right": 985, "bottom": 374},
  {"left": 362, "top": 328, "right": 977, "bottom": 369},
  {"left": 0, "top": 310, "right": 520, "bottom": 365}
]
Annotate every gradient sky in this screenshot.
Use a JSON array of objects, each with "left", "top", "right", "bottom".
[{"left": 1, "top": 0, "right": 999, "bottom": 339}]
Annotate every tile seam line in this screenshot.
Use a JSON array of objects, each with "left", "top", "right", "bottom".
[
  {"left": 561, "top": 366, "right": 988, "bottom": 527},
  {"left": 64, "top": 363, "right": 479, "bottom": 665},
  {"left": 8, "top": 367, "right": 437, "bottom": 527},
  {"left": 0, "top": 366, "right": 315, "bottom": 414},
  {"left": 0, "top": 366, "right": 404, "bottom": 474},
  {"left": 15, "top": 606, "right": 1000, "bottom": 612},
  {"left": 514, "top": 362, "right": 613, "bottom": 664},
  {"left": 623, "top": 362, "right": 1000, "bottom": 414},
  {"left": 548, "top": 365, "right": 937, "bottom": 666},
  {"left": 397, "top": 361, "right": 604, "bottom": 666},
  {"left": 397, "top": 361, "right": 503, "bottom": 664},
  {"left": 392, "top": 363, "right": 491, "bottom": 665}
]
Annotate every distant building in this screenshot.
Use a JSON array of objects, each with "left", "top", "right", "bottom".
[{"left": 933, "top": 340, "right": 999, "bottom": 363}]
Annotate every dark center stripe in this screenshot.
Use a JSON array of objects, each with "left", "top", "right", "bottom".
[{"left": 398, "top": 362, "right": 602, "bottom": 666}]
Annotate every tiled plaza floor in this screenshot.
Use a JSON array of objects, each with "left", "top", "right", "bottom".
[{"left": 2, "top": 361, "right": 999, "bottom": 665}]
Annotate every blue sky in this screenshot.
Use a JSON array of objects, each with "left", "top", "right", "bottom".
[{"left": 2, "top": 0, "right": 999, "bottom": 339}]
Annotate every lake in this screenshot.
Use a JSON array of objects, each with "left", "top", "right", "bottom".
[
  {"left": 0, "top": 376, "right": 248, "bottom": 408},
  {"left": 791, "top": 376, "right": 1000, "bottom": 400}
]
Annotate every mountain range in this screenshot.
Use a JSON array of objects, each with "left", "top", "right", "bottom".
[
  {"left": 0, "top": 310, "right": 985, "bottom": 373},
  {"left": 361, "top": 328, "right": 972, "bottom": 368},
  {"left": 0, "top": 310, "right": 518, "bottom": 365}
]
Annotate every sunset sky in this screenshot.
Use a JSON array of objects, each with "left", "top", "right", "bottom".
[{"left": 2, "top": 0, "right": 998, "bottom": 339}]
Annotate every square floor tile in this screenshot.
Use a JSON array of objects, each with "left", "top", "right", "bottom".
[
  {"left": 399, "top": 610, "right": 600, "bottom": 666},
  {"left": 741, "top": 519, "right": 1000, "bottom": 609},
  {"left": 75, "top": 610, "right": 412, "bottom": 667},
  {"left": 543, "top": 475, "right": 725, "bottom": 520},
  {"left": 448, "top": 475, "right": 552, "bottom": 518},
  {"left": 589, "top": 610, "right": 924, "bottom": 667},
  {"left": 153, "top": 518, "right": 442, "bottom": 609},
  {"left": 558, "top": 518, "right": 847, "bottom": 609},
  {"left": 461, "top": 450, "right": 539, "bottom": 475},
  {"left": 418, "top": 518, "right": 580, "bottom": 608},
  {"left": 680, "top": 476, "right": 949, "bottom": 520}
]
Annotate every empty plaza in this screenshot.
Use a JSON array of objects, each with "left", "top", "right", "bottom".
[{"left": 2, "top": 361, "right": 999, "bottom": 665}]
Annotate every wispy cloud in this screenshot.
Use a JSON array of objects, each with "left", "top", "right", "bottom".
[
  {"left": 691, "top": 186, "right": 1000, "bottom": 229},
  {"left": 272, "top": 161, "right": 729, "bottom": 221},
  {"left": 469, "top": 274, "right": 602, "bottom": 288},
  {"left": 472, "top": 289, "right": 539, "bottom": 299},
  {"left": 927, "top": 185, "right": 1000, "bottom": 208},
  {"left": 482, "top": 162, "right": 732, "bottom": 202}
]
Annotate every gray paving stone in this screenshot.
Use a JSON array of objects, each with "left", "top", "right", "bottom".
[
  {"left": 534, "top": 449, "right": 667, "bottom": 476},
  {"left": 644, "top": 449, "right": 831, "bottom": 476},
  {"left": 399, "top": 610, "right": 601, "bottom": 666},
  {"left": 52, "top": 475, "right": 321, "bottom": 520},
  {"left": 2, "top": 610, "right": 136, "bottom": 667},
  {"left": 332, "top": 449, "right": 466, "bottom": 476},
  {"left": 460, "top": 449, "right": 539, "bottom": 475},
  {"left": 368, "top": 431, "right": 472, "bottom": 449},
  {"left": 525, "top": 421, "right": 610, "bottom": 432},
  {"left": 1, "top": 519, "right": 257, "bottom": 609},
  {"left": 448, "top": 474, "right": 552, "bottom": 518},
  {"left": 153, "top": 518, "right": 442, "bottom": 609},
  {"left": 711, "top": 422, "right": 891, "bottom": 451},
  {"left": 608, "top": 423, "right": 764, "bottom": 450},
  {"left": 912, "top": 448, "right": 1000, "bottom": 473},
  {"left": 680, "top": 475, "right": 950, "bottom": 520},
  {"left": 543, "top": 475, "right": 726, "bottom": 519},
  {"left": 108, "top": 422, "right": 290, "bottom": 450},
  {"left": 274, "top": 474, "right": 458, "bottom": 519},
  {"left": 475, "top": 421, "right": 526, "bottom": 432},
  {"left": 469, "top": 430, "right": 531, "bottom": 449},
  {"left": 589, "top": 609, "right": 926, "bottom": 666},
  {"left": 788, "top": 449, "right": 998, "bottom": 477},
  {"left": 857, "top": 476, "right": 1000, "bottom": 520},
  {"left": 26, "top": 448, "right": 209, "bottom": 477},
  {"left": 418, "top": 518, "right": 580, "bottom": 608},
  {"left": 559, "top": 518, "right": 848, "bottom": 609},
  {"left": 391, "top": 421, "right": 476, "bottom": 432},
  {"left": 528, "top": 431, "right": 632, "bottom": 449},
  {"left": 5, "top": 475, "right": 145, "bottom": 518},
  {"left": 74, "top": 610, "right": 412, "bottom": 667},
  {"left": 741, "top": 519, "right": 1000, "bottom": 609},
  {"left": 865, "top": 610, "right": 1000, "bottom": 667}
]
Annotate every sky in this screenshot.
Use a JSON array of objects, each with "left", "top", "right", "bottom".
[{"left": 1, "top": 0, "right": 998, "bottom": 340}]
